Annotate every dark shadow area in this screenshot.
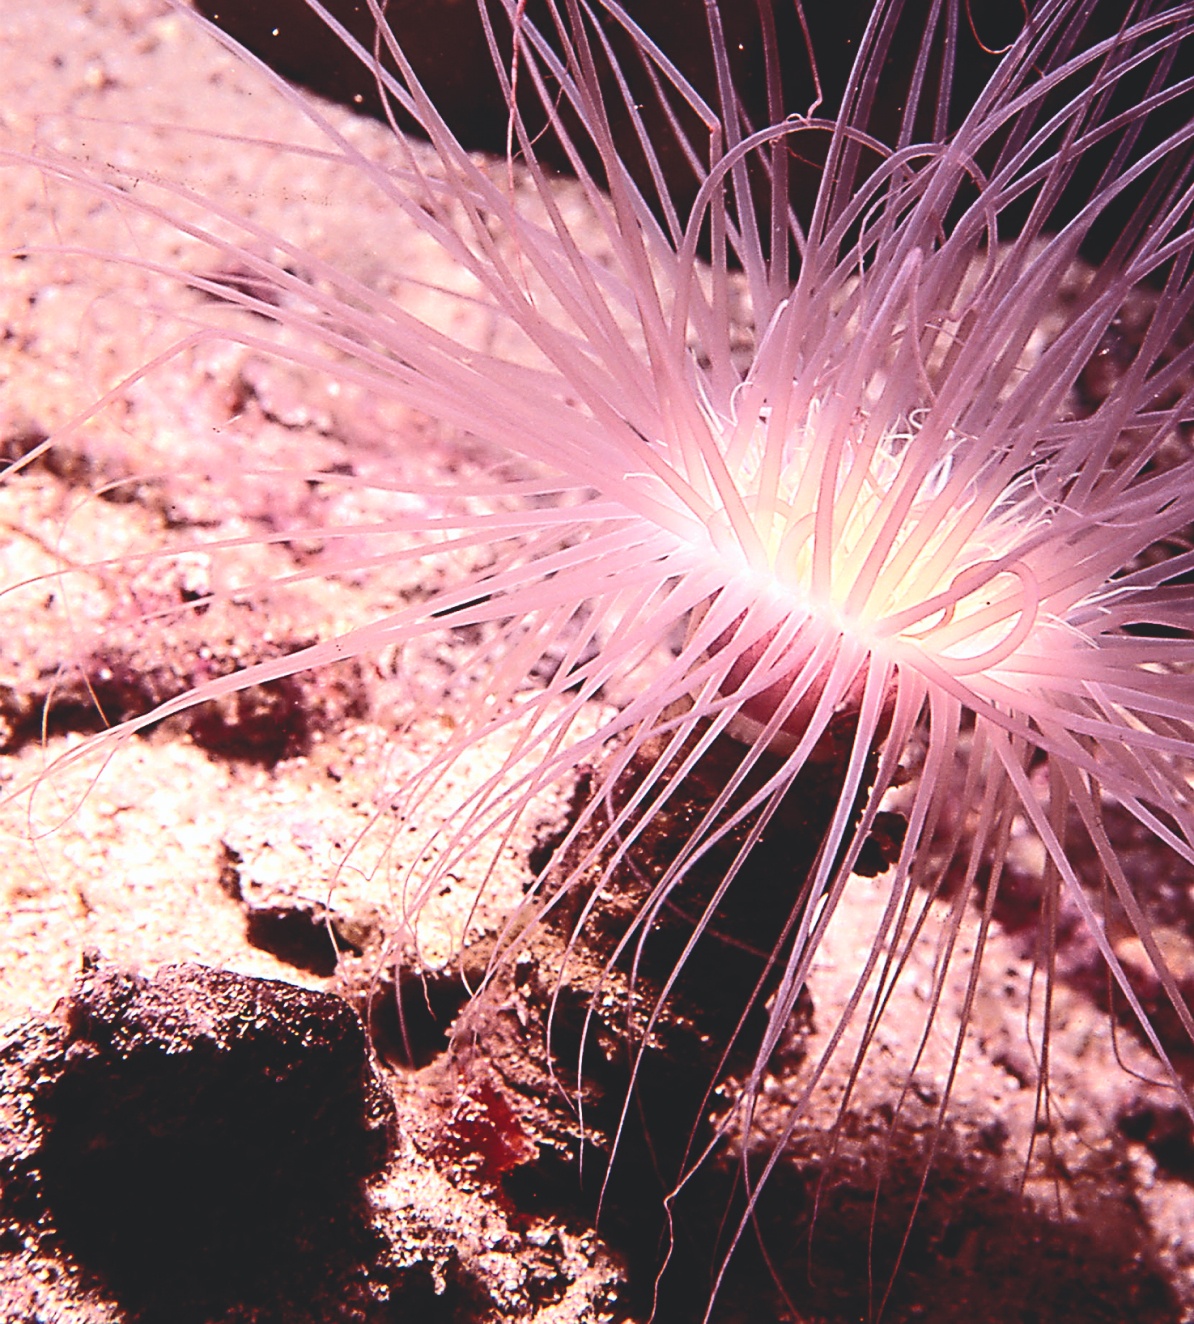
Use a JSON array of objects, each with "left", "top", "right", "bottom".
[
  {"left": 192, "top": 0, "right": 1184, "bottom": 270},
  {"left": 505, "top": 1097, "right": 1182, "bottom": 1324},
  {"left": 1119, "top": 1102, "right": 1194, "bottom": 1183},
  {"left": 31, "top": 961, "right": 401, "bottom": 1323},
  {"left": 217, "top": 845, "right": 366, "bottom": 978},
  {"left": 477, "top": 724, "right": 1188, "bottom": 1323},
  {"left": 367, "top": 964, "right": 472, "bottom": 1070},
  {"left": 0, "top": 640, "right": 369, "bottom": 766},
  {"left": 245, "top": 903, "right": 345, "bottom": 976},
  {"left": 724, "top": 1129, "right": 1181, "bottom": 1324}
]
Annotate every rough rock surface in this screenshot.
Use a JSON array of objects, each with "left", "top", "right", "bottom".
[{"left": 0, "top": 959, "right": 401, "bottom": 1322}]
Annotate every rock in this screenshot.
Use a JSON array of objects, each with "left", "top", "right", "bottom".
[{"left": 0, "top": 958, "right": 425, "bottom": 1323}]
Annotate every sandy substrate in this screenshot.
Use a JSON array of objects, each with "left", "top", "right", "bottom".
[{"left": 1, "top": 2, "right": 1193, "bottom": 1322}]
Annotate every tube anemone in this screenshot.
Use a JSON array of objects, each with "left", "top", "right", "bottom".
[{"left": 5, "top": 0, "right": 1194, "bottom": 1317}]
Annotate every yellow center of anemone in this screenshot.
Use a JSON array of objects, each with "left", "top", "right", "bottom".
[{"left": 712, "top": 402, "right": 1050, "bottom": 673}]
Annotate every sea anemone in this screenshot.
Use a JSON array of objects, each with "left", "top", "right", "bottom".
[{"left": 5, "top": 0, "right": 1194, "bottom": 1317}]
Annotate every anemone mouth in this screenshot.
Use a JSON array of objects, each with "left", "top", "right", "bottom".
[{"left": 693, "top": 400, "right": 1064, "bottom": 747}]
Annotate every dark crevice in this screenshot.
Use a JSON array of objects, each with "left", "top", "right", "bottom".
[{"left": 367, "top": 966, "right": 472, "bottom": 1070}]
